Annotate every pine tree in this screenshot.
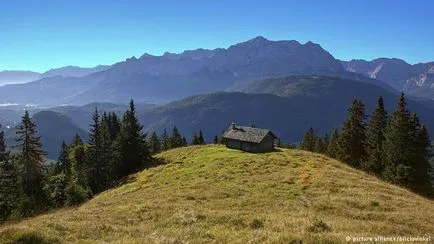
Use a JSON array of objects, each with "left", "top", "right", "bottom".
[
  {"left": 113, "top": 100, "right": 149, "bottom": 178},
  {"left": 314, "top": 136, "right": 326, "bottom": 153},
  {"left": 327, "top": 129, "right": 340, "bottom": 158},
  {"left": 213, "top": 135, "right": 218, "bottom": 144},
  {"left": 107, "top": 112, "right": 121, "bottom": 141},
  {"left": 337, "top": 99, "right": 367, "bottom": 167},
  {"left": 72, "top": 134, "right": 83, "bottom": 147},
  {"left": 182, "top": 136, "right": 188, "bottom": 146},
  {"left": 300, "top": 127, "right": 315, "bottom": 152},
  {"left": 149, "top": 132, "right": 161, "bottom": 154},
  {"left": 0, "top": 130, "right": 19, "bottom": 220},
  {"left": 15, "top": 111, "right": 46, "bottom": 206},
  {"left": 55, "top": 141, "right": 71, "bottom": 179},
  {"left": 43, "top": 173, "right": 67, "bottom": 208},
  {"left": 0, "top": 131, "right": 9, "bottom": 161},
  {"left": 161, "top": 128, "right": 169, "bottom": 151},
  {"left": 191, "top": 132, "right": 199, "bottom": 145},
  {"left": 323, "top": 133, "right": 330, "bottom": 150},
  {"left": 69, "top": 139, "right": 89, "bottom": 187},
  {"left": 198, "top": 130, "right": 205, "bottom": 144},
  {"left": 408, "top": 115, "right": 432, "bottom": 194},
  {"left": 382, "top": 93, "right": 416, "bottom": 186},
  {"left": 87, "top": 108, "right": 104, "bottom": 193},
  {"left": 100, "top": 115, "right": 113, "bottom": 190},
  {"left": 169, "top": 126, "right": 184, "bottom": 148},
  {"left": 363, "top": 96, "right": 388, "bottom": 174}
]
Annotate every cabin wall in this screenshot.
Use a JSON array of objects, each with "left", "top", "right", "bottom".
[
  {"left": 226, "top": 139, "right": 242, "bottom": 149},
  {"left": 226, "top": 139, "right": 257, "bottom": 152},
  {"left": 257, "top": 134, "right": 275, "bottom": 152},
  {"left": 226, "top": 138, "right": 276, "bottom": 153},
  {"left": 241, "top": 142, "right": 257, "bottom": 152}
]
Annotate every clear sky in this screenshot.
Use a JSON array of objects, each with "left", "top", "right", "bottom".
[{"left": 1, "top": 0, "right": 433, "bottom": 72}]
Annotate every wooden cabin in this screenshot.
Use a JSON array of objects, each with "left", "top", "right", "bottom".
[{"left": 222, "top": 123, "right": 278, "bottom": 152}]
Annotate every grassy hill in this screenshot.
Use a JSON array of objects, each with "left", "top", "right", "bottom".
[{"left": 1, "top": 145, "right": 433, "bottom": 243}]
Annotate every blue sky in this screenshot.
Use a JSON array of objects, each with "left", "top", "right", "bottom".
[{"left": 1, "top": 0, "right": 433, "bottom": 72}]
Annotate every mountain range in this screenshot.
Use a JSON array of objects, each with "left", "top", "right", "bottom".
[
  {"left": 137, "top": 75, "right": 434, "bottom": 143},
  {"left": 0, "top": 36, "right": 394, "bottom": 107},
  {"left": 341, "top": 58, "right": 434, "bottom": 98},
  {"left": 2, "top": 37, "right": 433, "bottom": 107},
  {"left": 2, "top": 37, "right": 434, "bottom": 159},
  {"left": 0, "top": 65, "right": 110, "bottom": 86}
]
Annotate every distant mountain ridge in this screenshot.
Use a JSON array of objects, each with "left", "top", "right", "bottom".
[
  {"left": 0, "top": 65, "right": 111, "bottom": 86},
  {"left": 0, "top": 70, "right": 41, "bottom": 86},
  {"left": 40, "top": 65, "right": 110, "bottom": 79},
  {"left": 137, "top": 75, "right": 434, "bottom": 143},
  {"left": 341, "top": 58, "right": 434, "bottom": 98},
  {"left": 0, "top": 36, "right": 392, "bottom": 106}
]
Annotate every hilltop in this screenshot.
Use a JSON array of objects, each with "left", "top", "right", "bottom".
[{"left": 1, "top": 145, "right": 433, "bottom": 243}]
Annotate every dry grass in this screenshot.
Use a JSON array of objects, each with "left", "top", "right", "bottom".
[{"left": 1, "top": 145, "right": 433, "bottom": 243}]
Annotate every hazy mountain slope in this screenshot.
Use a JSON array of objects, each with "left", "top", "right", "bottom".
[
  {"left": 0, "top": 65, "right": 110, "bottom": 87},
  {"left": 48, "top": 102, "right": 156, "bottom": 130},
  {"left": 342, "top": 58, "right": 434, "bottom": 98},
  {"left": 40, "top": 65, "right": 110, "bottom": 78},
  {"left": 0, "top": 37, "right": 392, "bottom": 106},
  {"left": 0, "top": 70, "right": 41, "bottom": 86},
  {"left": 139, "top": 76, "right": 434, "bottom": 143},
  {"left": 1, "top": 145, "right": 433, "bottom": 243},
  {"left": 5, "top": 111, "right": 88, "bottom": 159},
  {"left": 0, "top": 73, "right": 104, "bottom": 106}
]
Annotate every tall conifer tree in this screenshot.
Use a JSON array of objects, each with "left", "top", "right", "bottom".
[
  {"left": 15, "top": 111, "right": 46, "bottom": 206},
  {"left": 113, "top": 100, "right": 149, "bottom": 178},
  {"left": 363, "top": 96, "right": 388, "bottom": 174},
  {"left": 88, "top": 108, "right": 104, "bottom": 193},
  {"left": 169, "top": 126, "right": 184, "bottom": 148},
  {"left": 327, "top": 128, "right": 340, "bottom": 158},
  {"left": 300, "top": 127, "right": 315, "bottom": 152},
  {"left": 55, "top": 141, "right": 71, "bottom": 178},
  {"left": 337, "top": 99, "right": 367, "bottom": 167},
  {"left": 191, "top": 132, "right": 199, "bottom": 145},
  {"left": 161, "top": 128, "right": 169, "bottom": 151},
  {"left": 149, "top": 131, "right": 161, "bottom": 154},
  {"left": 198, "top": 130, "right": 205, "bottom": 144},
  {"left": 0, "top": 130, "right": 19, "bottom": 220},
  {"left": 314, "top": 137, "right": 326, "bottom": 153},
  {"left": 383, "top": 93, "right": 417, "bottom": 185}
]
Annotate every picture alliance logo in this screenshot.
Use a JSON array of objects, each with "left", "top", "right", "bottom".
[{"left": 346, "top": 235, "right": 432, "bottom": 242}]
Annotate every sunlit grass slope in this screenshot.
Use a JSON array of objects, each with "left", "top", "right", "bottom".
[{"left": 1, "top": 145, "right": 433, "bottom": 243}]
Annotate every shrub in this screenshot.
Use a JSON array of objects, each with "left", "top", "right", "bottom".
[
  {"left": 307, "top": 220, "right": 331, "bottom": 233},
  {"left": 249, "top": 218, "right": 264, "bottom": 229},
  {"left": 65, "top": 184, "right": 91, "bottom": 206},
  {"left": 0, "top": 229, "right": 60, "bottom": 244}
]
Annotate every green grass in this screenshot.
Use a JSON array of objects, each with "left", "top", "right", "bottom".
[{"left": 1, "top": 145, "right": 433, "bottom": 243}]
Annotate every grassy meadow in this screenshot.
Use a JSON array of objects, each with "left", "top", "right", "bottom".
[{"left": 1, "top": 145, "right": 433, "bottom": 243}]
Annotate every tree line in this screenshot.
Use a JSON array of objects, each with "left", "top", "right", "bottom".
[
  {"left": 300, "top": 93, "right": 433, "bottom": 197},
  {"left": 0, "top": 100, "right": 211, "bottom": 221}
]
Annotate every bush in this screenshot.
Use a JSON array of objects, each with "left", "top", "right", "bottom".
[
  {"left": 0, "top": 229, "right": 59, "bottom": 244},
  {"left": 43, "top": 173, "right": 67, "bottom": 208},
  {"left": 65, "top": 184, "right": 91, "bottom": 206},
  {"left": 307, "top": 220, "right": 331, "bottom": 233},
  {"left": 15, "top": 196, "right": 38, "bottom": 218},
  {"left": 249, "top": 218, "right": 264, "bottom": 229}
]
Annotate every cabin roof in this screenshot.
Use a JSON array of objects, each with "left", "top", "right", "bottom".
[{"left": 222, "top": 124, "right": 277, "bottom": 144}]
